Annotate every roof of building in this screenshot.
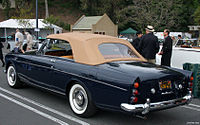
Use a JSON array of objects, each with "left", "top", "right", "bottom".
[
  {"left": 72, "top": 15, "right": 103, "bottom": 30},
  {"left": 47, "top": 32, "right": 146, "bottom": 65},
  {"left": 0, "top": 19, "right": 62, "bottom": 30}
]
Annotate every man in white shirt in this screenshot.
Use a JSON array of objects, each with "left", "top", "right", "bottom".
[
  {"left": 15, "top": 29, "right": 24, "bottom": 53},
  {"left": 26, "top": 31, "right": 33, "bottom": 51}
]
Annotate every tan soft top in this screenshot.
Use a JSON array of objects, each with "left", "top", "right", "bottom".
[{"left": 47, "top": 32, "right": 146, "bottom": 65}]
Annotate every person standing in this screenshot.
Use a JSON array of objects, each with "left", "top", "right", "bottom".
[
  {"left": 176, "top": 34, "right": 183, "bottom": 46},
  {"left": 131, "top": 31, "right": 143, "bottom": 52},
  {"left": 0, "top": 42, "right": 5, "bottom": 67},
  {"left": 158, "top": 29, "right": 173, "bottom": 66},
  {"left": 15, "top": 29, "right": 24, "bottom": 53},
  {"left": 178, "top": 34, "right": 182, "bottom": 40},
  {"left": 26, "top": 31, "right": 33, "bottom": 51},
  {"left": 138, "top": 25, "right": 159, "bottom": 63}
]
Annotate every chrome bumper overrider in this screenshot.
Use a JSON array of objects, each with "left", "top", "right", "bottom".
[{"left": 121, "top": 92, "right": 192, "bottom": 115}]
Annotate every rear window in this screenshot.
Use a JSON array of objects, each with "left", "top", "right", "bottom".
[{"left": 98, "top": 43, "right": 138, "bottom": 59}]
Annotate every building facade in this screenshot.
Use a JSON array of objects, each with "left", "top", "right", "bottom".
[{"left": 71, "top": 14, "right": 118, "bottom": 37}]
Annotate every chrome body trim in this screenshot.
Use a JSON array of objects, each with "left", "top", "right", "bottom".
[{"left": 121, "top": 91, "right": 192, "bottom": 115}]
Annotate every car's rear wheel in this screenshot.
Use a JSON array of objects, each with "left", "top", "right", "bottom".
[
  {"left": 69, "top": 83, "right": 96, "bottom": 117},
  {"left": 7, "top": 65, "right": 22, "bottom": 88}
]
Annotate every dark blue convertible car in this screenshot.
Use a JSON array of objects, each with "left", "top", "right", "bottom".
[{"left": 5, "top": 32, "right": 193, "bottom": 117}]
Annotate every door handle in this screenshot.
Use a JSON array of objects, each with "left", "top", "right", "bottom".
[{"left": 50, "top": 59, "right": 56, "bottom": 63}]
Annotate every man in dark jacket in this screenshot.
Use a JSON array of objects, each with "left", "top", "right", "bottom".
[
  {"left": 0, "top": 42, "right": 5, "bottom": 67},
  {"left": 138, "top": 25, "right": 159, "bottom": 63},
  {"left": 158, "top": 29, "right": 172, "bottom": 66},
  {"left": 131, "top": 31, "right": 143, "bottom": 53}
]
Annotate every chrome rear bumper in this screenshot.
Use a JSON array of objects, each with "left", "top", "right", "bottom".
[{"left": 121, "top": 92, "right": 192, "bottom": 115}]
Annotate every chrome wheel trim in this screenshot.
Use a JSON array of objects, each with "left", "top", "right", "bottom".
[
  {"left": 7, "top": 66, "right": 16, "bottom": 86},
  {"left": 69, "top": 84, "right": 88, "bottom": 114}
]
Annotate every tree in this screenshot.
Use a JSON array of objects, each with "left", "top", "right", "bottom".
[
  {"left": 80, "top": 0, "right": 100, "bottom": 15},
  {"left": 2, "top": 0, "right": 11, "bottom": 19},
  {"left": 117, "top": 0, "right": 186, "bottom": 32},
  {"left": 43, "top": 15, "right": 71, "bottom": 31},
  {"left": 70, "top": 0, "right": 81, "bottom": 9},
  {"left": 79, "top": 0, "right": 126, "bottom": 25},
  {"left": 96, "top": 0, "right": 125, "bottom": 23},
  {"left": 193, "top": 6, "right": 200, "bottom": 24},
  {"left": 15, "top": 0, "right": 26, "bottom": 11},
  {"left": 12, "top": 3, "right": 34, "bottom": 31},
  {"left": 177, "top": 0, "right": 199, "bottom": 31},
  {"left": 45, "top": 0, "right": 49, "bottom": 18}
]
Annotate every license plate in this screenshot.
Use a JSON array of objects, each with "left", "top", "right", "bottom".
[{"left": 159, "top": 80, "right": 172, "bottom": 90}]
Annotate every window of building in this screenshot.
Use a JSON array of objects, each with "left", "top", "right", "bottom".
[{"left": 94, "top": 32, "right": 105, "bottom": 35}]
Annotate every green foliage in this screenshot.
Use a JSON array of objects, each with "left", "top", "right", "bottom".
[
  {"left": 96, "top": 0, "right": 125, "bottom": 23},
  {"left": 2, "top": 0, "right": 11, "bottom": 19},
  {"left": 43, "top": 15, "right": 59, "bottom": 25},
  {"left": 11, "top": 3, "right": 34, "bottom": 30},
  {"left": 63, "top": 23, "right": 71, "bottom": 31},
  {"left": 2, "top": 0, "right": 200, "bottom": 32},
  {"left": 70, "top": 0, "right": 81, "bottom": 9},
  {"left": 43, "top": 15, "right": 71, "bottom": 31},
  {"left": 76, "top": 0, "right": 200, "bottom": 32},
  {"left": 15, "top": 0, "right": 26, "bottom": 10},
  {"left": 117, "top": 0, "right": 185, "bottom": 32},
  {"left": 194, "top": 6, "right": 200, "bottom": 24}
]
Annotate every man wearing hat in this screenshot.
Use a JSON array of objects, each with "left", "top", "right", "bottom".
[
  {"left": 138, "top": 25, "right": 159, "bottom": 63},
  {"left": 131, "top": 31, "right": 143, "bottom": 53}
]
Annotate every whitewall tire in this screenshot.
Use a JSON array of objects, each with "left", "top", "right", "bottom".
[
  {"left": 7, "top": 65, "right": 21, "bottom": 88},
  {"left": 69, "top": 83, "right": 96, "bottom": 117}
]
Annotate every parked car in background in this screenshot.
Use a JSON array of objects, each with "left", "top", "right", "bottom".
[
  {"left": 0, "top": 36, "right": 13, "bottom": 42},
  {"left": 5, "top": 33, "right": 192, "bottom": 117},
  {"left": 119, "top": 35, "right": 133, "bottom": 42},
  {"left": 156, "top": 38, "right": 200, "bottom": 69}
]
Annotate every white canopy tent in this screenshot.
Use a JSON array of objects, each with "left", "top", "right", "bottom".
[{"left": 0, "top": 19, "right": 62, "bottom": 41}]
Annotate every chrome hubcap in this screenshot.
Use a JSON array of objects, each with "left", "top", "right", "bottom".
[
  {"left": 73, "top": 89, "right": 86, "bottom": 110},
  {"left": 74, "top": 91, "right": 85, "bottom": 106},
  {"left": 10, "top": 72, "right": 15, "bottom": 81},
  {"left": 7, "top": 67, "right": 16, "bottom": 86}
]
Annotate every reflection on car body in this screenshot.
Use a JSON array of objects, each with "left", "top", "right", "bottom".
[{"left": 5, "top": 32, "right": 192, "bottom": 117}]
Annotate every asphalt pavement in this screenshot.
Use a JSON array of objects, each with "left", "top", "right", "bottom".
[{"left": 0, "top": 43, "right": 200, "bottom": 125}]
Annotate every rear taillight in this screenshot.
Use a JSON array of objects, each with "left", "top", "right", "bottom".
[
  {"left": 134, "top": 82, "right": 139, "bottom": 88},
  {"left": 130, "top": 81, "right": 140, "bottom": 103},
  {"left": 189, "top": 75, "right": 193, "bottom": 92},
  {"left": 190, "top": 76, "right": 194, "bottom": 81},
  {"left": 131, "top": 97, "right": 138, "bottom": 103},
  {"left": 133, "top": 89, "right": 139, "bottom": 95},
  {"left": 189, "top": 82, "right": 193, "bottom": 87}
]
